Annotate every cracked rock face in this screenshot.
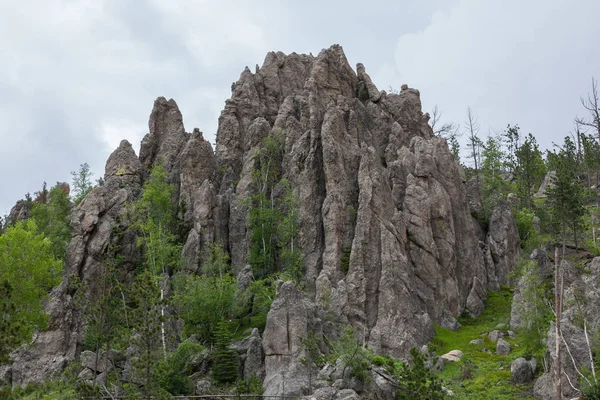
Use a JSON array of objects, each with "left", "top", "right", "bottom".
[
  {"left": 11, "top": 140, "right": 143, "bottom": 387},
  {"left": 7, "top": 44, "right": 521, "bottom": 394}
]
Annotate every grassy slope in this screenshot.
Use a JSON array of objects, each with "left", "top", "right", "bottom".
[{"left": 432, "top": 288, "right": 537, "bottom": 399}]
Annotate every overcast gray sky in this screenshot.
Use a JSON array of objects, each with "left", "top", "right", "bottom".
[{"left": 1, "top": 0, "right": 599, "bottom": 215}]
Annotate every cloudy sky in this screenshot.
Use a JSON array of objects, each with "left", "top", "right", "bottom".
[{"left": 1, "top": 0, "right": 599, "bottom": 215}]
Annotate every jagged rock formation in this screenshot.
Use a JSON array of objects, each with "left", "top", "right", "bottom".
[
  {"left": 11, "top": 140, "right": 143, "bottom": 386},
  {"left": 5, "top": 45, "right": 520, "bottom": 395},
  {"left": 531, "top": 257, "right": 600, "bottom": 399}
]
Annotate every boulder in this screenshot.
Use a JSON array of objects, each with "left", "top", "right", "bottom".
[
  {"left": 440, "top": 350, "right": 464, "bottom": 362},
  {"left": 511, "top": 357, "right": 533, "bottom": 384},
  {"left": 80, "top": 350, "right": 113, "bottom": 373},
  {"left": 488, "top": 330, "right": 504, "bottom": 343},
  {"left": 334, "top": 389, "right": 361, "bottom": 400},
  {"left": 496, "top": 338, "right": 510, "bottom": 355}
]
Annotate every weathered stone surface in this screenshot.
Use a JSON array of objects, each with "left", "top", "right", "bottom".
[
  {"left": 534, "top": 170, "right": 556, "bottom": 198},
  {"left": 179, "top": 128, "right": 216, "bottom": 224},
  {"left": 263, "top": 282, "right": 311, "bottom": 397},
  {"left": 466, "top": 276, "right": 487, "bottom": 317},
  {"left": 8, "top": 44, "right": 524, "bottom": 395},
  {"left": 496, "top": 338, "right": 510, "bottom": 355},
  {"left": 488, "top": 330, "right": 504, "bottom": 343},
  {"left": 232, "top": 328, "right": 264, "bottom": 380},
  {"left": 139, "top": 97, "right": 189, "bottom": 184},
  {"left": 11, "top": 141, "right": 143, "bottom": 387},
  {"left": 511, "top": 357, "right": 533, "bottom": 384},
  {"left": 469, "top": 339, "right": 484, "bottom": 345},
  {"left": 77, "top": 368, "right": 94, "bottom": 381},
  {"left": 532, "top": 257, "right": 600, "bottom": 398},
  {"left": 6, "top": 199, "right": 31, "bottom": 226},
  {"left": 334, "top": 389, "right": 361, "bottom": 400},
  {"left": 533, "top": 372, "right": 556, "bottom": 400},
  {"left": 486, "top": 201, "right": 520, "bottom": 287},
  {"left": 80, "top": 350, "right": 113, "bottom": 373},
  {"left": 0, "top": 364, "right": 11, "bottom": 387},
  {"left": 511, "top": 249, "right": 553, "bottom": 331},
  {"left": 439, "top": 311, "right": 461, "bottom": 332},
  {"left": 440, "top": 350, "right": 464, "bottom": 362}
]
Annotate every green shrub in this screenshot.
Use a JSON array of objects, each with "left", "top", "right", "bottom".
[
  {"left": 341, "top": 246, "right": 352, "bottom": 273},
  {"left": 396, "top": 348, "right": 445, "bottom": 400},
  {"left": 236, "top": 375, "right": 263, "bottom": 399}
]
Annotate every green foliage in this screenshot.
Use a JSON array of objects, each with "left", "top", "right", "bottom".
[
  {"left": 514, "top": 133, "right": 546, "bottom": 210},
  {"left": 30, "top": 183, "right": 71, "bottom": 259},
  {"left": 448, "top": 133, "right": 461, "bottom": 162},
  {"left": 247, "top": 131, "right": 304, "bottom": 282},
  {"left": 514, "top": 208, "right": 540, "bottom": 251},
  {"left": 156, "top": 340, "right": 205, "bottom": 395},
  {"left": 83, "top": 234, "right": 131, "bottom": 375},
  {"left": 71, "top": 162, "right": 94, "bottom": 205},
  {"left": 0, "top": 220, "right": 62, "bottom": 354},
  {"left": 546, "top": 136, "right": 588, "bottom": 249},
  {"left": 0, "top": 281, "right": 21, "bottom": 363},
  {"left": 516, "top": 260, "right": 552, "bottom": 359},
  {"left": 201, "top": 242, "right": 231, "bottom": 278},
  {"left": 480, "top": 135, "right": 510, "bottom": 221},
  {"left": 340, "top": 246, "right": 352, "bottom": 273},
  {"left": 433, "top": 288, "right": 537, "bottom": 399},
  {"left": 396, "top": 348, "right": 445, "bottom": 400},
  {"left": 236, "top": 375, "right": 264, "bottom": 399},
  {"left": 173, "top": 271, "right": 236, "bottom": 344},
  {"left": 330, "top": 327, "right": 373, "bottom": 384},
  {"left": 581, "top": 380, "right": 600, "bottom": 399},
  {"left": 502, "top": 124, "right": 521, "bottom": 174},
  {"left": 131, "top": 163, "right": 182, "bottom": 276},
  {"left": 211, "top": 321, "right": 239, "bottom": 385},
  {"left": 128, "top": 269, "right": 166, "bottom": 399}
]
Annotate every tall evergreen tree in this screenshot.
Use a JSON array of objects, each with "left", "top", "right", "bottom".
[
  {"left": 211, "top": 321, "right": 239, "bottom": 385},
  {"left": 515, "top": 133, "right": 546, "bottom": 209},
  {"left": 547, "top": 137, "right": 587, "bottom": 251},
  {"left": 71, "top": 162, "right": 94, "bottom": 205}
]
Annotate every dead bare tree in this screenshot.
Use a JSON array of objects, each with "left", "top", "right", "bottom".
[
  {"left": 575, "top": 77, "right": 600, "bottom": 144},
  {"left": 465, "top": 107, "right": 482, "bottom": 184},
  {"left": 431, "top": 105, "right": 459, "bottom": 138}
]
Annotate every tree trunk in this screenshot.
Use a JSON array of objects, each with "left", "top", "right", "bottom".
[{"left": 555, "top": 246, "right": 562, "bottom": 400}]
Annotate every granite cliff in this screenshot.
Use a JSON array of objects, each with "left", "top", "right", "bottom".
[{"left": 4, "top": 45, "right": 520, "bottom": 397}]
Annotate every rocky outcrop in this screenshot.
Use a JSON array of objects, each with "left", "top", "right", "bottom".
[
  {"left": 511, "top": 357, "right": 534, "bottom": 384},
  {"left": 6, "top": 200, "right": 31, "bottom": 226},
  {"left": 6, "top": 45, "right": 522, "bottom": 395},
  {"left": 533, "top": 257, "right": 600, "bottom": 399},
  {"left": 263, "top": 282, "right": 313, "bottom": 397},
  {"left": 485, "top": 201, "right": 520, "bottom": 290},
  {"left": 10, "top": 140, "right": 143, "bottom": 387},
  {"left": 510, "top": 249, "right": 553, "bottom": 331}
]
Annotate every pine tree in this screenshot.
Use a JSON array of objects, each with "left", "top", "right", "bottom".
[
  {"left": 396, "top": 348, "right": 445, "bottom": 400},
  {"left": 515, "top": 133, "right": 546, "bottom": 210},
  {"left": 71, "top": 162, "right": 94, "bottom": 205},
  {"left": 129, "top": 270, "right": 165, "bottom": 399},
  {"left": 547, "top": 137, "right": 587, "bottom": 251},
  {"left": 211, "top": 321, "right": 239, "bottom": 385}
]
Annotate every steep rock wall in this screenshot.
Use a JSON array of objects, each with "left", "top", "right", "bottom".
[{"left": 7, "top": 45, "right": 519, "bottom": 391}]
